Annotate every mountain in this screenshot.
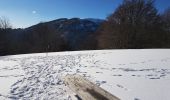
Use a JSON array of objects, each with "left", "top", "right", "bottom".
[
  {"left": 0, "top": 18, "right": 104, "bottom": 55},
  {"left": 45, "top": 18, "right": 104, "bottom": 50},
  {"left": 26, "top": 18, "right": 104, "bottom": 50}
]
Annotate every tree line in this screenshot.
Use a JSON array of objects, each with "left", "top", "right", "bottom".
[{"left": 0, "top": 20, "right": 67, "bottom": 56}]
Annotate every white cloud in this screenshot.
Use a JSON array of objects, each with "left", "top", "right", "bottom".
[{"left": 32, "top": 11, "right": 36, "bottom": 14}]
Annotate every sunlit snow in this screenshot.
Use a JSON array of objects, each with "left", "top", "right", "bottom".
[{"left": 0, "top": 49, "right": 170, "bottom": 100}]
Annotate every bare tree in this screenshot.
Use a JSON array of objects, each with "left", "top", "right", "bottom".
[
  {"left": 98, "top": 0, "right": 165, "bottom": 49},
  {"left": 162, "top": 8, "right": 170, "bottom": 31},
  {"left": 0, "top": 16, "right": 12, "bottom": 29},
  {"left": 161, "top": 7, "right": 170, "bottom": 47}
]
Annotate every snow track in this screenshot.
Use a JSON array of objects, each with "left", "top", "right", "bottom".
[{"left": 0, "top": 50, "right": 170, "bottom": 100}]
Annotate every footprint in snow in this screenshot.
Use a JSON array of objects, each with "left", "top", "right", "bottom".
[
  {"left": 96, "top": 80, "right": 107, "bottom": 86},
  {"left": 117, "top": 84, "right": 128, "bottom": 91}
]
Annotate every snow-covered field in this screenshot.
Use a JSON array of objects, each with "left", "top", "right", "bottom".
[{"left": 0, "top": 49, "right": 170, "bottom": 100}]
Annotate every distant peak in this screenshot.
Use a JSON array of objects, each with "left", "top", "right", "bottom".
[{"left": 83, "top": 18, "right": 104, "bottom": 24}]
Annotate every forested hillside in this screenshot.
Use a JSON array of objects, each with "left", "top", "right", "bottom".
[{"left": 0, "top": 18, "right": 103, "bottom": 56}]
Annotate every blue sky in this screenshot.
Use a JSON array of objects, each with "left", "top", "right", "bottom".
[{"left": 0, "top": 0, "right": 170, "bottom": 28}]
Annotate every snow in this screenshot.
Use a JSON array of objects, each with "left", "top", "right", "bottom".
[
  {"left": 0, "top": 49, "right": 170, "bottom": 100},
  {"left": 84, "top": 18, "right": 104, "bottom": 24}
]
